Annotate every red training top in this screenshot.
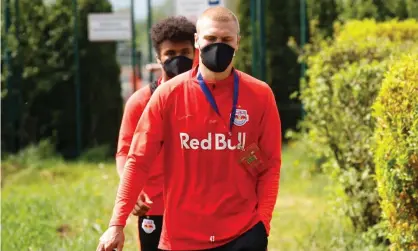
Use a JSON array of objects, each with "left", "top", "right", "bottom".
[
  {"left": 115, "top": 79, "right": 164, "bottom": 216},
  {"left": 110, "top": 66, "right": 282, "bottom": 250}
]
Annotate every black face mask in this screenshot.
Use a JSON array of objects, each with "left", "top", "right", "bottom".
[
  {"left": 200, "top": 43, "right": 235, "bottom": 73},
  {"left": 162, "top": 55, "right": 193, "bottom": 78}
]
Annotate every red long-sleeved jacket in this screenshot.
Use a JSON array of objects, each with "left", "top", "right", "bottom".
[
  {"left": 110, "top": 66, "right": 282, "bottom": 250},
  {"left": 116, "top": 79, "right": 164, "bottom": 215}
]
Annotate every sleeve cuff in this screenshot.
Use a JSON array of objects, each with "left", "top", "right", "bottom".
[{"left": 108, "top": 219, "right": 127, "bottom": 228}]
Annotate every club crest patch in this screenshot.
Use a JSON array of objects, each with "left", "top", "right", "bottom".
[
  {"left": 141, "top": 218, "right": 156, "bottom": 234},
  {"left": 233, "top": 109, "right": 249, "bottom": 126}
]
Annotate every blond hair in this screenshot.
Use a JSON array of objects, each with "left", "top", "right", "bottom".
[{"left": 196, "top": 6, "right": 240, "bottom": 34}]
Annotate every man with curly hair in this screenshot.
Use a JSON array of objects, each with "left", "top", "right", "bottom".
[{"left": 115, "top": 16, "right": 196, "bottom": 251}]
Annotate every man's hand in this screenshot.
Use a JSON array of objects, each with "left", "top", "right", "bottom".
[
  {"left": 96, "top": 226, "right": 125, "bottom": 251},
  {"left": 132, "top": 192, "right": 153, "bottom": 216}
]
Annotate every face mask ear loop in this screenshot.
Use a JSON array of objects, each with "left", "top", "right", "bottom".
[{"left": 197, "top": 41, "right": 203, "bottom": 56}]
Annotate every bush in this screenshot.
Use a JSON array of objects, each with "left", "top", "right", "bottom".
[
  {"left": 298, "top": 19, "right": 418, "bottom": 240},
  {"left": 3, "top": 139, "right": 60, "bottom": 166},
  {"left": 79, "top": 145, "right": 112, "bottom": 163},
  {"left": 373, "top": 54, "right": 418, "bottom": 250},
  {"left": 1, "top": 139, "right": 63, "bottom": 186}
]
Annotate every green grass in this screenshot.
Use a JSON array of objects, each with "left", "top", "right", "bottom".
[
  {"left": 269, "top": 143, "right": 359, "bottom": 251},
  {"left": 1, "top": 161, "right": 139, "bottom": 250},
  {"left": 1, "top": 143, "right": 377, "bottom": 250}
]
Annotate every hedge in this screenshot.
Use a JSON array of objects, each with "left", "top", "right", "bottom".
[
  {"left": 373, "top": 54, "right": 418, "bottom": 250},
  {"left": 299, "top": 18, "right": 418, "bottom": 239}
]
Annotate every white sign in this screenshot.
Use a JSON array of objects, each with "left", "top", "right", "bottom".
[
  {"left": 175, "top": 0, "right": 225, "bottom": 23},
  {"left": 88, "top": 13, "right": 132, "bottom": 42}
]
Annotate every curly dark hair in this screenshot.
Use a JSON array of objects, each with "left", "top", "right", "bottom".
[{"left": 151, "top": 16, "right": 196, "bottom": 56}]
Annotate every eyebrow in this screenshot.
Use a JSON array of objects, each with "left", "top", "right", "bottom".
[
  {"left": 203, "top": 34, "right": 234, "bottom": 39},
  {"left": 163, "top": 48, "right": 192, "bottom": 54},
  {"left": 163, "top": 49, "right": 176, "bottom": 54}
]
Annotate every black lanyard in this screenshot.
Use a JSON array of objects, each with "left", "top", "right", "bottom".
[{"left": 197, "top": 71, "right": 239, "bottom": 132}]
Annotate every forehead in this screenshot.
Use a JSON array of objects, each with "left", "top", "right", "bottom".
[
  {"left": 197, "top": 18, "right": 238, "bottom": 37},
  {"left": 159, "top": 40, "right": 194, "bottom": 51}
]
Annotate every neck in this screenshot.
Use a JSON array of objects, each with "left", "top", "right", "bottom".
[
  {"left": 161, "top": 73, "right": 170, "bottom": 83},
  {"left": 199, "top": 62, "right": 233, "bottom": 81}
]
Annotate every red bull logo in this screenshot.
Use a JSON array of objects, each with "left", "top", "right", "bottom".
[
  {"left": 233, "top": 109, "right": 249, "bottom": 126},
  {"left": 141, "top": 218, "right": 156, "bottom": 234}
]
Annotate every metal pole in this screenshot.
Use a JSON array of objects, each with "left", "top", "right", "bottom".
[
  {"left": 257, "top": 0, "right": 266, "bottom": 82},
  {"left": 147, "top": 0, "right": 153, "bottom": 83},
  {"left": 250, "top": 0, "right": 258, "bottom": 78},
  {"left": 131, "top": 0, "right": 137, "bottom": 91},
  {"left": 300, "top": 0, "right": 307, "bottom": 118},
  {"left": 72, "top": 0, "right": 82, "bottom": 156},
  {"left": 14, "top": 0, "right": 22, "bottom": 150}
]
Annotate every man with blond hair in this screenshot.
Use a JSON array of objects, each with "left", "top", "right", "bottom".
[{"left": 97, "top": 6, "right": 281, "bottom": 251}]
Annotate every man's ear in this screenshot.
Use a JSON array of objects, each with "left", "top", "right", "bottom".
[
  {"left": 194, "top": 33, "right": 199, "bottom": 49},
  {"left": 155, "top": 54, "right": 162, "bottom": 64},
  {"left": 236, "top": 35, "right": 241, "bottom": 51}
]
